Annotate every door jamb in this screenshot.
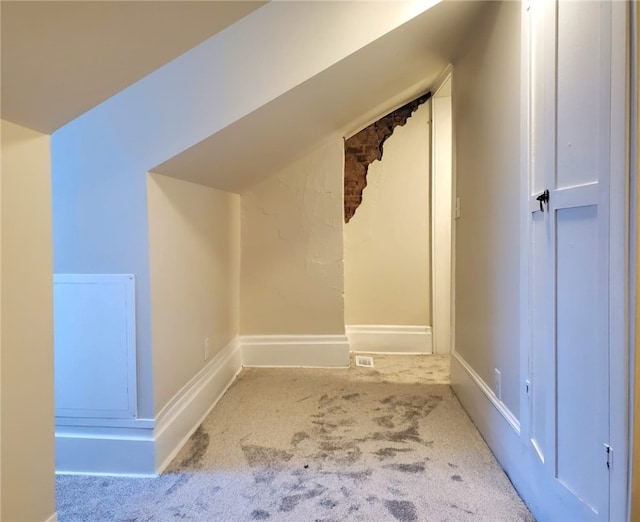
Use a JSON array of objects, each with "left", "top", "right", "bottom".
[{"left": 430, "top": 64, "right": 454, "bottom": 355}]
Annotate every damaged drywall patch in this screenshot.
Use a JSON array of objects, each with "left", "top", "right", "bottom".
[{"left": 344, "top": 92, "right": 431, "bottom": 223}]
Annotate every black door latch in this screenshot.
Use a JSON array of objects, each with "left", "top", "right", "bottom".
[{"left": 536, "top": 189, "right": 550, "bottom": 212}]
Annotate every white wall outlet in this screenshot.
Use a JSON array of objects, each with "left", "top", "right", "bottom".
[
  {"left": 494, "top": 368, "right": 502, "bottom": 401},
  {"left": 204, "top": 337, "right": 210, "bottom": 361}
]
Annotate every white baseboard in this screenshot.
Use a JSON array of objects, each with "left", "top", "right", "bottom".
[
  {"left": 154, "top": 338, "right": 242, "bottom": 473},
  {"left": 346, "top": 325, "right": 432, "bottom": 354},
  {"left": 241, "top": 335, "right": 350, "bottom": 367},
  {"left": 44, "top": 513, "right": 58, "bottom": 522},
  {"left": 55, "top": 338, "right": 243, "bottom": 476},
  {"left": 55, "top": 424, "right": 156, "bottom": 476},
  {"left": 451, "top": 350, "right": 519, "bottom": 434},
  {"left": 450, "top": 350, "right": 556, "bottom": 520}
]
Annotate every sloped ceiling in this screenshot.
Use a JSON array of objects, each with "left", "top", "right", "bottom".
[
  {"left": 152, "top": 0, "right": 485, "bottom": 192},
  {"left": 2, "top": 0, "right": 485, "bottom": 193},
  {"left": 1, "top": 1, "right": 266, "bottom": 133}
]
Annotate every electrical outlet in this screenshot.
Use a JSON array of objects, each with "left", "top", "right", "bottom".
[
  {"left": 494, "top": 368, "right": 502, "bottom": 401},
  {"left": 204, "top": 337, "right": 210, "bottom": 361}
]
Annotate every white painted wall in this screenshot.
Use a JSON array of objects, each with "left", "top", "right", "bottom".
[
  {"left": 1, "top": 120, "right": 56, "bottom": 522},
  {"left": 453, "top": 1, "right": 521, "bottom": 419},
  {"left": 344, "top": 103, "right": 431, "bottom": 326},
  {"left": 240, "top": 138, "right": 345, "bottom": 335},
  {"left": 147, "top": 173, "right": 240, "bottom": 412}
]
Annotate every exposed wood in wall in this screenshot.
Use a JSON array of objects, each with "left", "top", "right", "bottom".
[{"left": 343, "top": 91, "right": 431, "bottom": 223}]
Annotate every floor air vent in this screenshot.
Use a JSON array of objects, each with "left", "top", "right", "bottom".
[{"left": 355, "top": 355, "right": 374, "bottom": 368}]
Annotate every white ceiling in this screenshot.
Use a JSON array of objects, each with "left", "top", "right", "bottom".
[
  {"left": 1, "top": 1, "right": 266, "bottom": 133},
  {"left": 152, "top": 0, "right": 485, "bottom": 192}
]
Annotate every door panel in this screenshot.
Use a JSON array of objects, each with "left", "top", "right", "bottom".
[
  {"left": 556, "top": 0, "right": 603, "bottom": 189},
  {"left": 555, "top": 205, "right": 607, "bottom": 514},
  {"left": 530, "top": 210, "right": 547, "bottom": 463}
]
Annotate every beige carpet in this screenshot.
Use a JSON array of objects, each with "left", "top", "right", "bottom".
[{"left": 56, "top": 354, "right": 534, "bottom": 521}]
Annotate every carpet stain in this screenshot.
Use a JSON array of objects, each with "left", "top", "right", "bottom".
[
  {"left": 373, "top": 424, "right": 422, "bottom": 443},
  {"left": 253, "top": 468, "right": 277, "bottom": 484},
  {"left": 291, "top": 431, "right": 310, "bottom": 446},
  {"left": 384, "top": 499, "right": 418, "bottom": 522},
  {"left": 242, "top": 445, "right": 293, "bottom": 467},
  {"left": 317, "top": 440, "right": 362, "bottom": 463},
  {"left": 279, "top": 484, "right": 327, "bottom": 512},
  {"left": 384, "top": 462, "right": 426, "bottom": 474},
  {"left": 451, "top": 474, "right": 463, "bottom": 482},
  {"left": 176, "top": 426, "right": 209, "bottom": 469},
  {"left": 164, "top": 474, "right": 189, "bottom": 496},
  {"left": 319, "top": 498, "right": 338, "bottom": 509},
  {"left": 324, "top": 469, "right": 372, "bottom": 482},
  {"left": 374, "top": 415, "right": 395, "bottom": 428},
  {"left": 373, "top": 447, "right": 415, "bottom": 459},
  {"left": 250, "top": 509, "right": 271, "bottom": 520}
]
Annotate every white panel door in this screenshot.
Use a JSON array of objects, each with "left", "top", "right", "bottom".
[{"left": 528, "top": 1, "right": 612, "bottom": 520}]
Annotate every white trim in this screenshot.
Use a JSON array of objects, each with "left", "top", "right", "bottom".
[
  {"left": 44, "top": 513, "right": 58, "bottom": 522},
  {"left": 628, "top": 1, "right": 638, "bottom": 520},
  {"left": 154, "top": 338, "right": 242, "bottom": 473},
  {"left": 450, "top": 352, "right": 550, "bottom": 519},
  {"left": 431, "top": 64, "right": 454, "bottom": 97},
  {"left": 55, "top": 338, "right": 243, "bottom": 476},
  {"left": 55, "top": 425, "right": 156, "bottom": 476},
  {"left": 518, "top": 0, "right": 534, "bottom": 454},
  {"left": 608, "top": 2, "right": 632, "bottom": 520},
  {"left": 450, "top": 348, "right": 584, "bottom": 521},
  {"left": 241, "top": 335, "right": 350, "bottom": 367},
  {"left": 55, "top": 417, "right": 154, "bottom": 429},
  {"left": 346, "top": 325, "right": 432, "bottom": 354},
  {"left": 431, "top": 71, "right": 454, "bottom": 355},
  {"left": 451, "top": 350, "right": 520, "bottom": 435}
]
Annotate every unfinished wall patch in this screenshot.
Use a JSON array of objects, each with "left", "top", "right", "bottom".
[{"left": 344, "top": 92, "right": 431, "bottom": 223}]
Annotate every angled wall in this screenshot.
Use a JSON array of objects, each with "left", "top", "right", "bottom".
[{"left": 147, "top": 173, "right": 240, "bottom": 413}]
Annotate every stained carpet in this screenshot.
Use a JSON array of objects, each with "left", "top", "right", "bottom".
[{"left": 56, "top": 354, "right": 534, "bottom": 521}]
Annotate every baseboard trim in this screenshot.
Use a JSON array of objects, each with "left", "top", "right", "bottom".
[
  {"left": 450, "top": 350, "right": 548, "bottom": 518},
  {"left": 451, "top": 350, "right": 520, "bottom": 434},
  {"left": 241, "top": 335, "right": 350, "bottom": 367},
  {"left": 44, "top": 513, "right": 58, "bottom": 522},
  {"left": 55, "top": 338, "right": 243, "bottom": 476},
  {"left": 154, "top": 338, "right": 243, "bottom": 473},
  {"left": 346, "top": 325, "right": 432, "bottom": 354},
  {"left": 55, "top": 424, "right": 156, "bottom": 476}
]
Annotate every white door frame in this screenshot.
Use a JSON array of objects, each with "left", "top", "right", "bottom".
[{"left": 430, "top": 65, "right": 454, "bottom": 355}]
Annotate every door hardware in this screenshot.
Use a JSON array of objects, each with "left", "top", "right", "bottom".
[{"left": 536, "top": 190, "right": 550, "bottom": 212}]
